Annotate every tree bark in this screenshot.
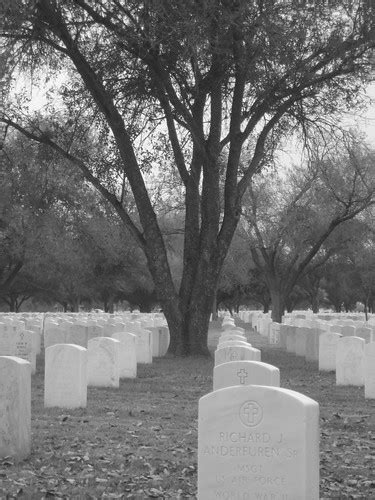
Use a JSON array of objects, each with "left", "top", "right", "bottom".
[
  {"left": 311, "top": 294, "right": 320, "bottom": 314},
  {"left": 269, "top": 287, "right": 286, "bottom": 323}
]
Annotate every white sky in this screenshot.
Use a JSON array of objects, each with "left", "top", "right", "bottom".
[{"left": 17, "top": 77, "right": 375, "bottom": 162}]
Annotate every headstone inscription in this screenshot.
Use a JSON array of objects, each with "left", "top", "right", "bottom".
[
  {"left": 198, "top": 385, "right": 319, "bottom": 499},
  {"left": 0, "top": 356, "right": 31, "bottom": 461},
  {"left": 268, "top": 322, "right": 281, "bottom": 346}
]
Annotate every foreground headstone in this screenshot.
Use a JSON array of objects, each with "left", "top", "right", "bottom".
[
  {"left": 365, "top": 342, "right": 375, "bottom": 399},
  {"left": 44, "top": 344, "right": 87, "bottom": 408},
  {"left": 0, "top": 356, "right": 31, "bottom": 460},
  {"left": 336, "top": 336, "right": 365, "bottom": 386},
  {"left": 213, "top": 360, "right": 280, "bottom": 391},
  {"left": 198, "top": 385, "right": 319, "bottom": 499}
]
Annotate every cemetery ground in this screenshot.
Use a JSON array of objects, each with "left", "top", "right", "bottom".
[{"left": 1, "top": 323, "right": 375, "bottom": 499}]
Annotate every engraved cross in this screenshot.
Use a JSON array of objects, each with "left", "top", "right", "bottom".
[
  {"left": 243, "top": 402, "right": 260, "bottom": 425},
  {"left": 237, "top": 368, "right": 248, "bottom": 384}
]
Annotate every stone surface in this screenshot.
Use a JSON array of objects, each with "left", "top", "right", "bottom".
[
  {"left": 213, "top": 361, "right": 280, "bottom": 391},
  {"left": 319, "top": 332, "right": 342, "bottom": 371},
  {"left": 14, "top": 330, "right": 35, "bottom": 374},
  {"left": 87, "top": 337, "right": 120, "bottom": 387},
  {"left": 295, "top": 327, "right": 309, "bottom": 357},
  {"left": 305, "top": 329, "right": 321, "bottom": 362},
  {"left": 341, "top": 325, "right": 356, "bottom": 337},
  {"left": 336, "top": 336, "right": 365, "bottom": 386},
  {"left": 111, "top": 331, "right": 137, "bottom": 378},
  {"left": 0, "top": 356, "right": 31, "bottom": 460},
  {"left": 135, "top": 329, "right": 153, "bottom": 363},
  {"left": 0, "top": 324, "right": 15, "bottom": 355},
  {"left": 44, "top": 324, "right": 65, "bottom": 349},
  {"left": 286, "top": 327, "right": 296, "bottom": 353},
  {"left": 44, "top": 344, "right": 87, "bottom": 408},
  {"left": 65, "top": 324, "right": 88, "bottom": 347},
  {"left": 355, "top": 326, "right": 372, "bottom": 343},
  {"left": 268, "top": 322, "right": 281, "bottom": 346},
  {"left": 215, "top": 345, "right": 261, "bottom": 366},
  {"left": 365, "top": 342, "right": 375, "bottom": 399},
  {"left": 198, "top": 385, "right": 319, "bottom": 500},
  {"left": 330, "top": 324, "right": 343, "bottom": 335}
]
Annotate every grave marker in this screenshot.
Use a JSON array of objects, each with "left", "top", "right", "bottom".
[
  {"left": 319, "top": 332, "right": 341, "bottom": 371},
  {"left": 44, "top": 344, "right": 87, "bottom": 408},
  {"left": 213, "top": 360, "right": 280, "bottom": 391},
  {"left": 336, "top": 336, "right": 365, "bottom": 386},
  {"left": 198, "top": 385, "right": 319, "bottom": 499},
  {"left": 87, "top": 337, "right": 120, "bottom": 387},
  {"left": 365, "top": 342, "right": 375, "bottom": 399},
  {"left": 0, "top": 356, "right": 31, "bottom": 460}
]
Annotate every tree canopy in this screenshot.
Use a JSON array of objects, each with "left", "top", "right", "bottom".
[{"left": 2, "top": 1, "right": 375, "bottom": 354}]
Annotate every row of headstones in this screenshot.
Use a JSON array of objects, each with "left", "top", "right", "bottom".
[
  {"left": 0, "top": 325, "right": 167, "bottom": 460},
  {"left": 42, "top": 312, "right": 170, "bottom": 359},
  {"left": 0, "top": 312, "right": 171, "bottom": 369},
  {"left": 240, "top": 311, "right": 375, "bottom": 399},
  {"left": 45, "top": 335, "right": 137, "bottom": 408},
  {"left": 197, "top": 315, "right": 319, "bottom": 499}
]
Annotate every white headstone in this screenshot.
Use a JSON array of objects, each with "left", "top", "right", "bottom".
[
  {"left": 286, "top": 327, "right": 296, "bottom": 353},
  {"left": 87, "top": 337, "right": 120, "bottom": 387},
  {"left": 336, "top": 336, "right": 365, "bottom": 386},
  {"left": 44, "top": 344, "right": 87, "bottom": 408},
  {"left": 305, "top": 329, "right": 321, "bottom": 362},
  {"left": 319, "top": 332, "right": 342, "bottom": 371},
  {"left": 268, "top": 322, "right": 281, "bottom": 346},
  {"left": 213, "top": 360, "right": 280, "bottom": 391},
  {"left": 111, "top": 331, "right": 137, "bottom": 378},
  {"left": 295, "top": 327, "right": 309, "bottom": 357},
  {"left": 365, "top": 342, "right": 375, "bottom": 399},
  {"left": 0, "top": 356, "right": 31, "bottom": 460},
  {"left": 44, "top": 324, "right": 65, "bottom": 349},
  {"left": 14, "top": 330, "right": 35, "bottom": 375},
  {"left": 0, "top": 323, "right": 14, "bottom": 355},
  {"left": 198, "top": 385, "right": 319, "bottom": 499},
  {"left": 342, "top": 325, "right": 356, "bottom": 337},
  {"left": 355, "top": 326, "right": 372, "bottom": 343},
  {"left": 65, "top": 323, "right": 88, "bottom": 347},
  {"left": 135, "top": 329, "right": 153, "bottom": 364}
]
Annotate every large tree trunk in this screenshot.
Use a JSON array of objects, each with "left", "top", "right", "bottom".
[
  {"left": 311, "top": 294, "right": 319, "bottom": 314},
  {"left": 270, "top": 287, "right": 286, "bottom": 323}
]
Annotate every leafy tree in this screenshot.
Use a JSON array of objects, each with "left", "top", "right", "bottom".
[
  {"left": 241, "top": 137, "right": 375, "bottom": 321},
  {"left": 2, "top": 1, "right": 375, "bottom": 353}
]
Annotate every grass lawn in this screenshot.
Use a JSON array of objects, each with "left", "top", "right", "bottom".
[{"left": 0, "top": 322, "right": 374, "bottom": 499}]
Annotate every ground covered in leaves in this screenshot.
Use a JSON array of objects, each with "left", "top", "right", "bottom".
[{"left": 0, "top": 322, "right": 374, "bottom": 499}]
